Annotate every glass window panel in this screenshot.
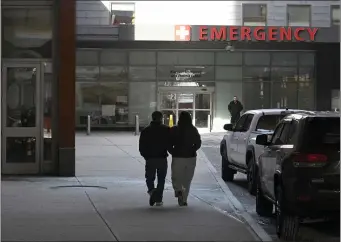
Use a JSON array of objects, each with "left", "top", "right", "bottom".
[
  {"left": 76, "top": 66, "right": 99, "bottom": 81},
  {"left": 6, "top": 67, "right": 36, "bottom": 127},
  {"left": 3, "top": 8, "right": 52, "bottom": 58},
  {"left": 195, "top": 94, "right": 210, "bottom": 109},
  {"left": 288, "top": 5, "right": 311, "bottom": 27},
  {"left": 243, "top": 82, "right": 271, "bottom": 110},
  {"left": 243, "top": 67, "right": 270, "bottom": 81},
  {"left": 215, "top": 52, "right": 242, "bottom": 65},
  {"left": 100, "top": 66, "right": 129, "bottom": 81},
  {"left": 76, "top": 82, "right": 129, "bottom": 126},
  {"left": 215, "top": 66, "right": 242, "bottom": 81},
  {"left": 244, "top": 52, "right": 270, "bottom": 66},
  {"left": 129, "top": 51, "right": 156, "bottom": 65},
  {"left": 129, "top": 82, "right": 156, "bottom": 126},
  {"left": 299, "top": 52, "right": 315, "bottom": 66},
  {"left": 129, "top": 66, "right": 156, "bottom": 81},
  {"left": 332, "top": 6, "right": 340, "bottom": 25},
  {"left": 158, "top": 81, "right": 215, "bottom": 87},
  {"left": 157, "top": 51, "right": 214, "bottom": 65},
  {"left": 6, "top": 137, "right": 36, "bottom": 163},
  {"left": 272, "top": 52, "right": 298, "bottom": 66},
  {"left": 111, "top": 2, "right": 135, "bottom": 25},
  {"left": 272, "top": 82, "right": 298, "bottom": 109},
  {"left": 76, "top": 50, "right": 99, "bottom": 65},
  {"left": 298, "top": 82, "right": 314, "bottom": 110},
  {"left": 157, "top": 66, "right": 214, "bottom": 81},
  {"left": 271, "top": 67, "right": 298, "bottom": 82},
  {"left": 243, "top": 4, "right": 267, "bottom": 26},
  {"left": 100, "top": 50, "right": 128, "bottom": 65},
  {"left": 178, "top": 93, "right": 194, "bottom": 109},
  {"left": 195, "top": 110, "right": 211, "bottom": 128},
  {"left": 299, "top": 67, "right": 314, "bottom": 82},
  {"left": 159, "top": 92, "right": 177, "bottom": 109},
  {"left": 214, "top": 82, "right": 242, "bottom": 129}
]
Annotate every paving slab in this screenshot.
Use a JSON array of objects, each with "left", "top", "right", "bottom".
[{"left": 1, "top": 132, "right": 262, "bottom": 242}]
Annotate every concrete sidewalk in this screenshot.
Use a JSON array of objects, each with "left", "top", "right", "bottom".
[{"left": 2, "top": 132, "right": 260, "bottom": 241}]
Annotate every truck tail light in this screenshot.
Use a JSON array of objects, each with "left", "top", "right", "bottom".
[{"left": 293, "top": 153, "right": 328, "bottom": 167}]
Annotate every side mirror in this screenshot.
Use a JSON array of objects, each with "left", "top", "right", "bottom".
[
  {"left": 256, "top": 134, "right": 269, "bottom": 146},
  {"left": 223, "top": 124, "right": 233, "bottom": 131}
]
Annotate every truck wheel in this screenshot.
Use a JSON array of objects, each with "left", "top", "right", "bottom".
[
  {"left": 221, "top": 156, "right": 234, "bottom": 182},
  {"left": 275, "top": 185, "right": 300, "bottom": 241},
  {"left": 247, "top": 155, "right": 257, "bottom": 195},
  {"left": 256, "top": 176, "right": 273, "bottom": 217}
]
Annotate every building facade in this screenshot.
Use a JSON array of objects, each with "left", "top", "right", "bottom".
[
  {"left": 1, "top": 0, "right": 339, "bottom": 175},
  {"left": 76, "top": 0, "right": 340, "bottom": 131}
]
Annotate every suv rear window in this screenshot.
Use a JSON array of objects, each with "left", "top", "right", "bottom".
[
  {"left": 302, "top": 117, "right": 340, "bottom": 153},
  {"left": 256, "top": 115, "right": 286, "bottom": 131}
]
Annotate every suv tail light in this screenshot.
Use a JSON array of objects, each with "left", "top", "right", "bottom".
[{"left": 293, "top": 153, "right": 328, "bottom": 167}]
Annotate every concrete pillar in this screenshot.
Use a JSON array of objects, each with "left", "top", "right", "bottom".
[{"left": 53, "top": 0, "right": 76, "bottom": 176}]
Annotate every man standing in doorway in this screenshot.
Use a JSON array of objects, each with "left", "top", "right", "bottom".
[
  {"left": 139, "top": 111, "right": 170, "bottom": 206},
  {"left": 228, "top": 96, "right": 243, "bottom": 126}
]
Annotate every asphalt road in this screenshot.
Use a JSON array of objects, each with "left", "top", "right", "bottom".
[{"left": 201, "top": 133, "right": 340, "bottom": 242}]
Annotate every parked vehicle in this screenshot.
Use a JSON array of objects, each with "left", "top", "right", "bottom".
[
  {"left": 255, "top": 111, "right": 340, "bottom": 241},
  {"left": 220, "top": 109, "right": 305, "bottom": 195}
]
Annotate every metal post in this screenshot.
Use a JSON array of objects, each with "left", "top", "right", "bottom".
[
  {"left": 207, "top": 114, "right": 211, "bottom": 132},
  {"left": 87, "top": 115, "right": 91, "bottom": 135},
  {"left": 135, "top": 115, "right": 139, "bottom": 136}
]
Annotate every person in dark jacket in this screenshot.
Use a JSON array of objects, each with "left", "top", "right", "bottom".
[
  {"left": 168, "top": 111, "right": 201, "bottom": 206},
  {"left": 139, "top": 111, "right": 170, "bottom": 206},
  {"left": 228, "top": 96, "right": 243, "bottom": 126}
]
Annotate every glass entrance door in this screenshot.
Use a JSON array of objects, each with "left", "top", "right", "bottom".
[
  {"left": 1, "top": 63, "right": 42, "bottom": 174},
  {"left": 159, "top": 91, "right": 212, "bottom": 132}
]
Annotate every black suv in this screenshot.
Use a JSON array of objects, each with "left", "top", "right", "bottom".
[{"left": 255, "top": 112, "right": 340, "bottom": 241}]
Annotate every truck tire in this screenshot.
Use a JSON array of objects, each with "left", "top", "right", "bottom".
[
  {"left": 256, "top": 175, "right": 273, "bottom": 217},
  {"left": 222, "top": 156, "right": 235, "bottom": 182},
  {"left": 247, "top": 155, "right": 257, "bottom": 195},
  {"left": 275, "top": 185, "right": 300, "bottom": 241}
]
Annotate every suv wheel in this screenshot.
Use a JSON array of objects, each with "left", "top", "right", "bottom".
[
  {"left": 275, "top": 185, "right": 300, "bottom": 241},
  {"left": 247, "top": 155, "right": 257, "bottom": 195},
  {"left": 256, "top": 175, "right": 273, "bottom": 217},
  {"left": 221, "top": 155, "right": 234, "bottom": 182}
]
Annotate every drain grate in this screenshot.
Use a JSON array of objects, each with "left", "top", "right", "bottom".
[{"left": 50, "top": 185, "right": 107, "bottom": 190}]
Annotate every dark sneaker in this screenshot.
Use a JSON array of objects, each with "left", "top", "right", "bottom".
[
  {"left": 177, "top": 191, "right": 184, "bottom": 206},
  {"left": 155, "top": 201, "right": 163, "bottom": 206},
  {"left": 183, "top": 202, "right": 188, "bottom": 206},
  {"left": 148, "top": 189, "right": 156, "bottom": 206}
]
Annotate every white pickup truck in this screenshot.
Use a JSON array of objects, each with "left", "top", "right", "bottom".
[{"left": 220, "top": 109, "right": 305, "bottom": 195}]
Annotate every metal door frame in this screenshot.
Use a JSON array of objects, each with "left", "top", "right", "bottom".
[
  {"left": 157, "top": 87, "right": 214, "bottom": 129},
  {"left": 1, "top": 61, "right": 43, "bottom": 174}
]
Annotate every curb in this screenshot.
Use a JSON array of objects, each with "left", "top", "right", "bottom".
[{"left": 198, "top": 149, "right": 273, "bottom": 242}]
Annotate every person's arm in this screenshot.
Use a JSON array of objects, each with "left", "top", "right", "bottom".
[
  {"left": 239, "top": 102, "right": 244, "bottom": 112},
  {"left": 193, "top": 128, "right": 202, "bottom": 151},
  {"left": 228, "top": 102, "right": 232, "bottom": 113},
  {"left": 139, "top": 129, "right": 147, "bottom": 158}
]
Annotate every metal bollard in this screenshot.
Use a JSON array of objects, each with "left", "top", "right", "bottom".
[
  {"left": 207, "top": 114, "right": 211, "bottom": 132},
  {"left": 135, "top": 115, "right": 139, "bottom": 136},
  {"left": 87, "top": 115, "right": 91, "bottom": 135}
]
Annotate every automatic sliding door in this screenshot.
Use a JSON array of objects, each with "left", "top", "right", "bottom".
[
  {"left": 1, "top": 63, "right": 41, "bottom": 174},
  {"left": 194, "top": 93, "right": 211, "bottom": 130}
]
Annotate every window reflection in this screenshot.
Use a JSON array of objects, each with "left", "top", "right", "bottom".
[
  {"left": 271, "top": 67, "right": 298, "bottom": 82},
  {"left": 272, "top": 82, "right": 298, "bottom": 109},
  {"left": 76, "top": 82, "right": 129, "bottom": 126},
  {"left": 43, "top": 62, "right": 52, "bottom": 162},
  {"left": 243, "top": 82, "right": 271, "bottom": 110},
  {"left": 271, "top": 52, "right": 298, "bottom": 66},
  {"left": 243, "top": 67, "right": 270, "bottom": 81}
]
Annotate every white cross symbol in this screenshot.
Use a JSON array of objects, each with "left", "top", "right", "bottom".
[{"left": 176, "top": 26, "right": 190, "bottom": 40}]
